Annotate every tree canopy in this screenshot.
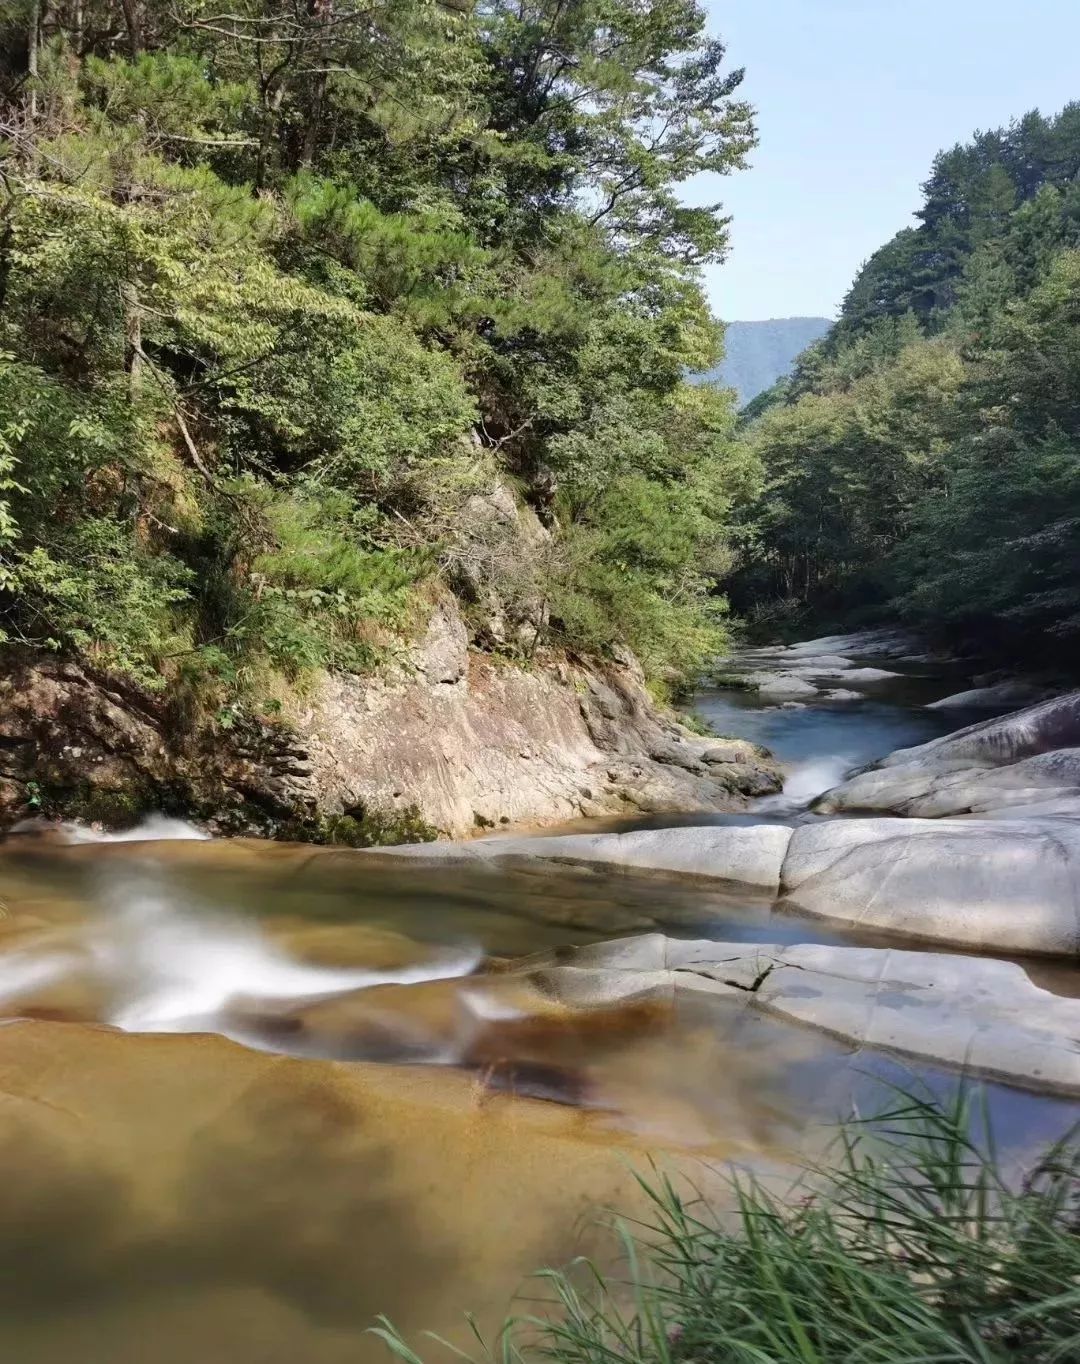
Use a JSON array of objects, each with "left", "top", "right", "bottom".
[
  {"left": 734, "top": 101, "right": 1080, "bottom": 662},
  {"left": 0, "top": 0, "right": 758, "bottom": 708}
]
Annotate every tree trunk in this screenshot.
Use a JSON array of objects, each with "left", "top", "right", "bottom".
[
  {"left": 256, "top": 80, "right": 286, "bottom": 191},
  {"left": 119, "top": 0, "right": 142, "bottom": 57},
  {"left": 301, "top": 0, "right": 333, "bottom": 167},
  {"left": 122, "top": 281, "right": 142, "bottom": 399},
  {"left": 27, "top": 0, "right": 40, "bottom": 119}
]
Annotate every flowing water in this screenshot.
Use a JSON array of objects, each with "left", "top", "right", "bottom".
[{"left": 0, "top": 650, "right": 1076, "bottom": 1363}]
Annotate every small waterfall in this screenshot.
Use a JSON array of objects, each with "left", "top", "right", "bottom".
[
  {"left": 755, "top": 754, "right": 854, "bottom": 815},
  {"left": 47, "top": 815, "right": 210, "bottom": 843}
]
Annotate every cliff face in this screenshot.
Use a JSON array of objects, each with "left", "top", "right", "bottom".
[
  {"left": 291, "top": 598, "right": 780, "bottom": 837},
  {"left": 0, "top": 597, "right": 780, "bottom": 840}
]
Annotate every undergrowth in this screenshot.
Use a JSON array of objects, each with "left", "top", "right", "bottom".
[{"left": 374, "top": 1089, "right": 1080, "bottom": 1364}]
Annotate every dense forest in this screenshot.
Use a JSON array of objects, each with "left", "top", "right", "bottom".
[
  {"left": 0, "top": 0, "right": 760, "bottom": 728},
  {"left": 698, "top": 316, "right": 831, "bottom": 406},
  {"left": 733, "top": 104, "right": 1080, "bottom": 663},
  {"left": 5, "top": 0, "right": 1076, "bottom": 735}
]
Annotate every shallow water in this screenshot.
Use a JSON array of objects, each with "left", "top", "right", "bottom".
[{"left": 0, "top": 648, "right": 1076, "bottom": 1363}]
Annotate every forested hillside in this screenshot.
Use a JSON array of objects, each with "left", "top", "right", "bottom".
[
  {"left": 700, "top": 316, "right": 830, "bottom": 405},
  {"left": 734, "top": 105, "right": 1080, "bottom": 663},
  {"left": 0, "top": 0, "right": 759, "bottom": 728}
]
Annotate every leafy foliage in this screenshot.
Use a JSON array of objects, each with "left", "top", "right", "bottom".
[
  {"left": 735, "top": 102, "right": 1080, "bottom": 660},
  {"left": 0, "top": 0, "right": 758, "bottom": 709}
]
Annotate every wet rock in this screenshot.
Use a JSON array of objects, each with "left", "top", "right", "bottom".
[
  {"left": 834, "top": 667, "right": 899, "bottom": 683},
  {"left": 537, "top": 936, "right": 1080, "bottom": 1096},
  {"left": 775, "top": 654, "right": 854, "bottom": 671},
  {"left": 779, "top": 817, "right": 1080, "bottom": 955},
  {"left": 817, "top": 692, "right": 1080, "bottom": 822},
  {"left": 744, "top": 674, "right": 819, "bottom": 700},
  {"left": 815, "top": 750, "right": 1080, "bottom": 819}
]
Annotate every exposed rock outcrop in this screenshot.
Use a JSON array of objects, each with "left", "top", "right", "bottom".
[
  {"left": 0, "top": 653, "right": 312, "bottom": 834},
  {"left": 379, "top": 813, "right": 1080, "bottom": 957},
  {"left": 293, "top": 619, "right": 780, "bottom": 836},
  {"left": 0, "top": 597, "right": 781, "bottom": 839},
  {"left": 926, "top": 681, "right": 1053, "bottom": 712},
  {"left": 716, "top": 629, "right": 914, "bottom": 701},
  {"left": 778, "top": 817, "right": 1080, "bottom": 955}
]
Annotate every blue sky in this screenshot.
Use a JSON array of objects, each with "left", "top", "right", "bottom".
[{"left": 697, "top": 0, "right": 1080, "bottom": 321}]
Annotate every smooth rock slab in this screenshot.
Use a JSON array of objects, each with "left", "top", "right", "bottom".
[
  {"left": 376, "top": 825, "right": 794, "bottom": 892},
  {"left": 536, "top": 935, "right": 1080, "bottom": 1096},
  {"left": 927, "top": 681, "right": 1052, "bottom": 712},
  {"left": 815, "top": 750, "right": 1080, "bottom": 818},
  {"left": 780, "top": 818, "right": 1080, "bottom": 955}
]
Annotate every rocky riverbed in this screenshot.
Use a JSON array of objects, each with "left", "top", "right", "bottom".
[{"left": 0, "top": 625, "right": 1077, "bottom": 1363}]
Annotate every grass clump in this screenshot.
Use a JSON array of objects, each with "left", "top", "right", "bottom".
[
  {"left": 674, "top": 710, "right": 718, "bottom": 737},
  {"left": 374, "top": 1089, "right": 1080, "bottom": 1364}
]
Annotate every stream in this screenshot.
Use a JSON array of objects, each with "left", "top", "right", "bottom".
[{"left": 0, "top": 635, "right": 1076, "bottom": 1363}]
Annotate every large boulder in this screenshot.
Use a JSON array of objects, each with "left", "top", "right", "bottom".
[
  {"left": 816, "top": 692, "right": 1080, "bottom": 821},
  {"left": 376, "top": 824, "right": 794, "bottom": 892},
  {"left": 536, "top": 935, "right": 1080, "bottom": 1096},
  {"left": 814, "top": 749, "right": 1080, "bottom": 818},
  {"left": 883, "top": 691, "right": 1080, "bottom": 770},
  {"left": 742, "top": 673, "right": 819, "bottom": 700},
  {"left": 779, "top": 818, "right": 1080, "bottom": 955}
]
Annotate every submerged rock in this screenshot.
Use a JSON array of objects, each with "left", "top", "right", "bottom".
[
  {"left": 537, "top": 935, "right": 1080, "bottom": 1096},
  {"left": 0, "top": 1019, "right": 757, "bottom": 1364},
  {"left": 376, "top": 824, "right": 795, "bottom": 892}
]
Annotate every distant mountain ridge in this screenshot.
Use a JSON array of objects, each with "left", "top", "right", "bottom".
[{"left": 703, "top": 316, "right": 832, "bottom": 405}]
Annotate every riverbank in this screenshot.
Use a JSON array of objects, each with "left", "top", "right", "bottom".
[{"left": 0, "top": 600, "right": 782, "bottom": 843}]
